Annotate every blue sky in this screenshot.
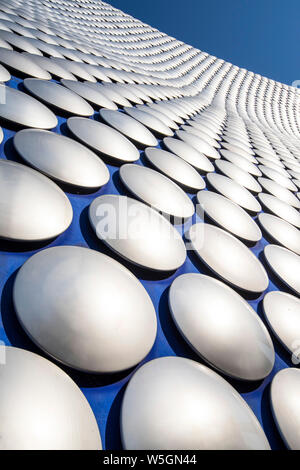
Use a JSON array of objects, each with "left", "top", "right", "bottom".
[{"left": 108, "top": 0, "right": 299, "bottom": 86}]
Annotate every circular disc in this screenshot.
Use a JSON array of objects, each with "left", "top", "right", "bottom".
[
  {"left": 169, "top": 273, "right": 274, "bottom": 380},
  {"left": 97, "top": 83, "right": 132, "bottom": 107},
  {"left": 222, "top": 134, "right": 251, "bottom": 150},
  {"left": 258, "top": 177, "right": 300, "bottom": 209},
  {"left": 0, "top": 346, "right": 101, "bottom": 450},
  {"left": 145, "top": 147, "right": 205, "bottom": 191},
  {"left": 89, "top": 194, "right": 186, "bottom": 271},
  {"left": 176, "top": 129, "right": 220, "bottom": 160},
  {"left": 215, "top": 160, "right": 262, "bottom": 193},
  {"left": 258, "top": 213, "right": 300, "bottom": 255},
  {"left": 207, "top": 173, "right": 261, "bottom": 214},
  {"left": 100, "top": 109, "right": 158, "bottom": 147},
  {"left": 152, "top": 103, "right": 184, "bottom": 124},
  {"left": 67, "top": 117, "right": 139, "bottom": 163},
  {"left": 259, "top": 165, "right": 297, "bottom": 192},
  {"left": 181, "top": 124, "right": 220, "bottom": 148},
  {"left": 124, "top": 107, "right": 173, "bottom": 137},
  {"left": 13, "top": 129, "right": 109, "bottom": 189},
  {"left": 255, "top": 149, "right": 279, "bottom": 161},
  {"left": 271, "top": 368, "right": 300, "bottom": 450},
  {"left": 53, "top": 58, "right": 96, "bottom": 82},
  {"left": 258, "top": 193, "right": 300, "bottom": 229},
  {"left": 189, "top": 119, "right": 221, "bottom": 138},
  {"left": 257, "top": 157, "right": 284, "bottom": 173},
  {"left": 141, "top": 105, "right": 178, "bottom": 130},
  {"left": 197, "top": 190, "right": 262, "bottom": 242},
  {"left": 263, "top": 291, "right": 300, "bottom": 357},
  {"left": 186, "top": 223, "right": 269, "bottom": 293},
  {"left": 25, "top": 54, "right": 76, "bottom": 80},
  {"left": 222, "top": 142, "right": 256, "bottom": 161},
  {"left": 0, "top": 159, "right": 72, "bottom": 241},
  {"left": 121, "top": 357, "right": 270, "bottom": 450},
  {"left": 0, "top": 48, "right": 51, "bottom": 79},
  {"left": 60, "top": 79, "right": 117, "bottom": 110},
  {"left": 0, "top": 30, "right": 42, "bottom": 54},
  {"left": 120, "top": 164, "right": 194, "bottom": 219},
  {"left": 0, "top": 85, "right": 57, "bottom": 129},
  {"left": 219, "top": 149, "right": 261, "bottom": 177},
  {"left": 112, "top": 85, "right": 143, "bottom": 105},
  {"left": 23, "top": 78, "right": 94, "bottom": 116},
  {"left": 13, "top": 246, "right": 157, "bottom": 373},
  {"left": 264, "top": 245, "right": 300, "bottom": 295},
  {"left": 163, "top": 136, "right": 214, "bottom": 173}
]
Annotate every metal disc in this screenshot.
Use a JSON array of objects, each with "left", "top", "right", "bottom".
[
  {"left": 67, "top": 117, "right": 139, "bottom": 163},
  {"left": 99, "top": 109, "right": 158, "bottom": 147},
  {"left": 215, "top": 160, "right": 262, "bottom": 193},
  {"left": 24, "top": 53, "right": 77, "bottom": 80},
  {"left": 257, "top": 157, "right": 284, "bottom": 173},
  {"left": 121, "top": 357, "right": 270, "bottom": 449},
  {"left": 89, "top": 194, "right": 186, "bottom": 271},
  {"left": 61, "top": 79, "right": 117, "bottom": 110},
  {"left": 119, "top": 164, "right": 194, "bottom": 219},
  {"left": 13, "top": 129, "right": 109, "bottom": 189},
  {"left": 13, "top": 246, "right": 157, "bottom": 373},
  {"left": 23, "top": 78, "right": 94, "bottom": 116},
  {"left": 181, "top": 124, "right": 221, "bottom": 148},
  {"left": 169, "top": 273, "right": 274, "bottom": 380},
  {"left": 258, "top": 177, "right": 300, "bottom": 209},
  {"left": 0, "top": 48, "right": 51, "bottom": 79},
  {"left": 271, "top": 368, "right": 300, "bottom": 450},
  {"left": 124, "top": 107, "right": 173, "bottom": 137},
  {"left": 222, "top": 142, "right": 256, "bottom": 161},
  {"left": 0, "top": 30, "right": 42, "bottom": 54},
  {"left": 97, "top": 83, "right": 132, "bottom": 107},
  {"left": 141, "top": 105, "right": 179, "bottom": 130},
  {"left": 0, "top": 84, "right": 57, "bottom": 129},
  {"left": 197, "top": 190, "right": 262, "bottom": 242},
  {"left": 258, "top": 193, "right": 300, "bottom": 229},
  {"left": 163, "top": 136, "right": 214, "bottom": 173},
  {"left": 263, "top": 291, "right": 300, "bottom": 357},
  {"left": 258, "top": 213, "right": 300, "bottom": 255},
  {"left": 145, "top": 147, "right": 205, "bottom": 191},
  {"left": 264, "top": 244, "right": 300, "bottom": 295},
  {"left": 0, "top": 346, "right": 101, "bottom": 450},
  {"left": 52, "top": 58, "right": 96, "bottom": 82},
  {"left": 0, "top": 159, "right": 72, "bottom": 241},
  {"left": 186, "top": 223, "right": 269, "bottom": 293},
  {"left": 259, "top": 165, "right": 297, "bottom": 192},
  {"left": 219, "top": 149, "right": 261, "bottom": 177},
  {"left": 207, "top": 173, "right": 261, "bottom": 214},
  {"left": 176, "top": 129, "right": 220, "bottom": 160}
]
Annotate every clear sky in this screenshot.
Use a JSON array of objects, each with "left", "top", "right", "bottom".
[{"left": 107, "top": 0, "right": 299, "bottom": 87}]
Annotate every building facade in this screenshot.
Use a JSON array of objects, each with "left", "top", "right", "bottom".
[{"left": 0, "top": 0, "right": 299, "bottom": 450}]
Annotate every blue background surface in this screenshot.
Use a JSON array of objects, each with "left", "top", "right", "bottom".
[
  {"left": 0, "top": 73, "right": 296, "bottom": 450},
  {"left": 109, "top": 0, "right": 300, "bottom": 87}
]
